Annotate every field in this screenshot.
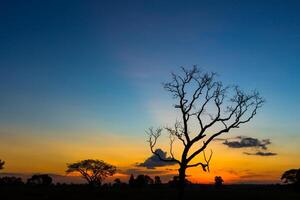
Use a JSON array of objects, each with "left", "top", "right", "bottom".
[{"left": 1, "top": 184, "right": 299, "bottom": 200}]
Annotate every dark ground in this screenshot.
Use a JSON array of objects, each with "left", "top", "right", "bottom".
[{"left": 1, "top": 184, "right": 299, "bottom": 200}]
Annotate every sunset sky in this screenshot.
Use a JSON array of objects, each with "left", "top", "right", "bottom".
[{"left": 0, "top": 0, "right": 300, "bottom": 184}]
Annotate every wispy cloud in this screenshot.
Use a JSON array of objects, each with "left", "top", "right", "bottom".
[{"left": 243, "top": 151, "right": 277, "bottom": 156}]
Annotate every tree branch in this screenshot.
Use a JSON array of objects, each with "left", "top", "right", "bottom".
[{"left": 147, "top": 128, "right": 181, "bottom": 164}]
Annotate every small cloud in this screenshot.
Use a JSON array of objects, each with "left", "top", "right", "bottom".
[
  {"left": 217, "top": 136, "right": 277, "bottom": 156},
  {"left": 226, "top": 169, "right": 239, "bottom": 176},
  {"left": 223, "top": 136, "right": 271, "bottom": 150},
  {"left": 243, "top": 151, "right": 277, "bottom": 156},
  {"left": 213, "top": 138, "right": 227, "bottom": 141},
  {"left": 240, "top": 173, "right": 266, "bottom": 179},
  {"left": 165, "top": 168, "right": 178, "bottom": 171},
  {"left": 136, "top": 149, "right": 177, "bottom": 169}
]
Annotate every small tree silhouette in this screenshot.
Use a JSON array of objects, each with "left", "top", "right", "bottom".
[
  {"left": 214, "top": 176, "right": 224, "bottom": 188},
  {"left": 129, "top": 174, "right": 135, "bottom": 187},
  {"left": 113, "top": 178, "right": 122, "bottom": 187},
  {"left": 168, "top": 176, "right": 191, "bottom": 187},
  {"left": 66, "top": 159, "right": 116, "bottom": 186},
  {"left": 114, "top": 178, "right": 121, "bottom": 184},
  {"left": 0, "top": 160, "right": 4, "bottom": 170},
  {"left": 134, "top": 175, "right": 154, "bottom": 187},
  {"left": 281, "top": 169, "right": 300, "bottom": 185},
  {"left": 154, "top": 176, "right": 162, "bottom": 185},
  {"left": 27, "top": 174, "right": 52, "bottom": 186}
]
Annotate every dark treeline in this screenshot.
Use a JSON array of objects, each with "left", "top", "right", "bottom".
[
  {"left": 0, "top": 174, "right": 196, "bottom": 188},
  {"left": 0, "top": 174, "right": 52, "bottom": 186},
  {"left": 0, "top": 170, "right": 300, "bottom": 199},
  {"left": 1, "top": 160, "right": 300, "bottom": 200},
  {"left": 0, "top": 158, "right": 299, "bottom": 190},
  {"left": 0, "top": 177, "right": 299, "bottom": 200}
]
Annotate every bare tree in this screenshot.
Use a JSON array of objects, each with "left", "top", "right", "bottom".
[
  {"left": 66, "top": 159, "right": 116, "bottom": 186},
  {"left": 147, "top": 66, "right": 264, "bottom": 199}
]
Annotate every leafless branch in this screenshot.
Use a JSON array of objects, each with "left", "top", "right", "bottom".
[
  {"left": 147, "top": 127, "right": 181, "bottom": 164},
  {"left": 165, "top": 121, "right": 187, "bottom": 146}
]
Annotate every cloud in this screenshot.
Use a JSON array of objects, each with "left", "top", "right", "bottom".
[
  {"left": 239, "top": 173, "right": 267, "bottom": 179},
  {"left": 136, "top": 149, "right": 177, "bottom": 169},
  {"left": 218, "top": 136, "right": 277, "bottom": 156},
  {"left": 222, "top": 136, "right": 271, "bottom": 150},
  {"left": 243, "top": 151, "right": 277, "bottom": 156},
  {"left": 226, "top": 169, "right": 239, "bottom": 176},
  {"left": 213, "top": 138, "right": 227, "bottom": 141}
]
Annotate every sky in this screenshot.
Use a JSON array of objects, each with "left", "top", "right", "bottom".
[{"left": 0, "top": 0, "right": 300, "bottom": 184}]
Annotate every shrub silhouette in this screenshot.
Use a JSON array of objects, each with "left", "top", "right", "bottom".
[
  {"left": 27, "top": 174, "right": 52, "bottom": 186},
  {"left": 66, "top": 159, "right": 116, "bottom": 186}
]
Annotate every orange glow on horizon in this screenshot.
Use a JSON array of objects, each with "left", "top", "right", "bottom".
[{"left": 0, "top": 125, "right": 299, "bottom": 184}]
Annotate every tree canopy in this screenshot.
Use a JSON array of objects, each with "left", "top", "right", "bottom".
[{"left": 66, "top": 159, "right": 116, "bottom": 186}]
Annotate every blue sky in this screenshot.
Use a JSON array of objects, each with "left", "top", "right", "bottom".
[{"left": 0, "top": 0, "right": 299, "bottom": 180}]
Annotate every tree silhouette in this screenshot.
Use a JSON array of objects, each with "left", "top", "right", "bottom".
[
  {"left": 66, "top": 159, "right": 116, "bottom": 186},
  {"left": 147, "top": 66, "right": 264, "bottom": 199},
  {"left": 134, "top": 175, "right": 154, "bottom": 187},
  {"left": 154, "top": 176, "right": 162, "bottom": 185},
  {"left": 113, "top": 178, "right": 124, "bottom": 188},
  {"left": 0, "top": 160, "right": 4, "bottom": 170},
  {"left": 114, "top": 178, "right": 121, "bottom": 185},
  {"left": 129, "top": 174, "right": 135, "bottom": 187},
  {"left": 27, "top": 174, "right": 52, "bottom": 186},
  {"left": 168, "top": 176, "right": 191, "bottom": 188},
  {"left": 214, "top": 176, "right": 224, "bottom": 188},
  {"left": 281, "top": 169, "right": 300, "bottom": 185}
]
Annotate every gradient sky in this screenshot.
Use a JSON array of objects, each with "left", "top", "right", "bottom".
[{"left": 0, "top": 0, "right": 300, "bottom": 184}]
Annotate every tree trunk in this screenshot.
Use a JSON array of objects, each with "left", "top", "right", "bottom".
[{"left": 178, "top": 165, "right": 186, "bottom": 200}]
